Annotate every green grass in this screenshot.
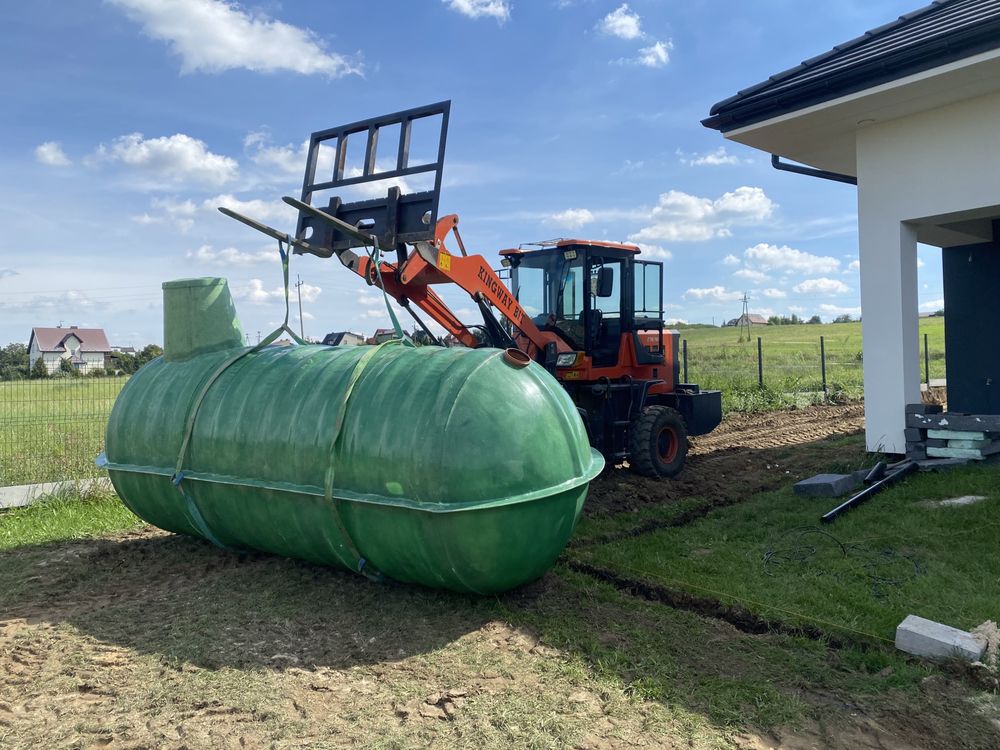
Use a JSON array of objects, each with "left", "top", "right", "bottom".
[
  {"left": 675, "top": 317, "right": 945, "bottom": 412},
  {"left": 0, "top": 376, "right": 127, "bottom": 485},
  {"left": 0, "top": 484, "right": 143, "bottom": 551},
  {"left": 575, "top": 460, "right": 1000, "bottom": 643}
]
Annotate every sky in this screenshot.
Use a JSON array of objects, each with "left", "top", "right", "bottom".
[{"left": 0, "top": 0, "right": 946, "bottom": 347}]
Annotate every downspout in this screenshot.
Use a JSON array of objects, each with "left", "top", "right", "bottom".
[{"left": 770, "top": 154, "right": 857, "bottom": 186}]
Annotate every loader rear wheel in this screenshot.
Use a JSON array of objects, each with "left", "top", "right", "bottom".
[{"left": 629, "top": 405, "right": 688, "bottom": 478}]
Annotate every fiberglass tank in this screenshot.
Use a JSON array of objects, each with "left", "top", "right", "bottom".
[{"left": 102, "top": 277, "right": 604, "bottom": 594}]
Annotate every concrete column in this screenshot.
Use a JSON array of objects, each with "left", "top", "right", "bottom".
[{"left": 858, "top": 216, "right": 920, "bottom": 453}]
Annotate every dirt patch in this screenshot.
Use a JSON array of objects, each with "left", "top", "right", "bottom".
[{"left": 582, "top": 404, "right": 867, "bottom": 530}]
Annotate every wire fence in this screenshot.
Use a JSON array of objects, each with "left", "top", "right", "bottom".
[
  {"left": 0, "top": 375, "right": 128, "bottom": 487},
  {"left": 681, "top": 334, "right": 945, "bottom": 411}
]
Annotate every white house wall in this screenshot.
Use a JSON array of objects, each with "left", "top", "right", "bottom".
[{"left": 856, "top": 90, "right": 1000, "bottom": 452}]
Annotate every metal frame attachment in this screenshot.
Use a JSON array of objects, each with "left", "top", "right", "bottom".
[{"left": 296, "top": 101, "right": 451, "bottom": 258}]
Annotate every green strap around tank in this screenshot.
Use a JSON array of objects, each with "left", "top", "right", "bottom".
[{"left": 171, "top": 236, "right": 306, "bottom": 546}]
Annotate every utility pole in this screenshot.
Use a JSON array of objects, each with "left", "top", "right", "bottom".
[
  {"left": 257, "top": 330, "right": 261, "bottom": 345},
  {"left": 295, "top": 274, "right": 305, "bottom": 339},
  {"left": 739, "top": 292, "right": 751, "bottom": 343}
]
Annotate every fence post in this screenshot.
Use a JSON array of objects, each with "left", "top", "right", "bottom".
[
  {"left": 924, "top": 332, "right": 930, "bottom": 386},
  {"left": 757, "top": 336, "right": 763, "bottom": 388},
  {"left": 682, "top": 339, "right": 688, "bottom": 383},
  {"left": 820, "top": 335, "right": 827, "bottom": 395}
]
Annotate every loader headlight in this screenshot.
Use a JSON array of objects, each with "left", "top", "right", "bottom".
[{"left": 556, "top": 352, "right": 582, "bottom": 368}]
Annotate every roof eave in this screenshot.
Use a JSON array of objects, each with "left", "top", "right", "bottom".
[{"left": 704, "top": 18, "right": 1000, "bottom": 133}]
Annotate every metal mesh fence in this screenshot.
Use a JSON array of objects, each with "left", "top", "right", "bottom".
[{"left": 0, "top": 375, "right": 127, "bottom": 487}]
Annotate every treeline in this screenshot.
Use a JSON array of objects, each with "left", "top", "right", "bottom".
[
  {"left": 767, "top": 314, "right": 857, "bottom": 325},
  {"left": 0, "top": 343, "right": 164, "bottom": 381}
]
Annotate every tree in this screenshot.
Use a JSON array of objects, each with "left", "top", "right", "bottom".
[
  {"left": 833, "top": 314, "right": 854, "bottom": 324},
  {"left": 135, "top": 344, "right": 164, "bottom": 369},
  {"left": 59, "top": 357, "right": 79, "bottom": 377},
  {"left": 30, "top": 356, "right": 49, "bottom": 379},
  {"left": 807, "top": 315, "right": 822, "bottom": 325},
  {"left": 0, "top": 342, "right": 29, "bottom": 380}
]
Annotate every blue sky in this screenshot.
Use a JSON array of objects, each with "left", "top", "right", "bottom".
[{"left": 0, "top": 0, "right": 945, "bottom": 347}]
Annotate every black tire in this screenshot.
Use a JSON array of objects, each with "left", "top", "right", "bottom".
[{"left": 629, "top": 405, "right": 688, "bottom": 478}]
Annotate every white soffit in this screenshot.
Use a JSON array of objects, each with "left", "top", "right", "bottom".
[{"left": 723, "top": 46, "right": 1000, "bottom": 176}]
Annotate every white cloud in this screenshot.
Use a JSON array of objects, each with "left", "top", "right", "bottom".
[
  {"left": 357, "top": 291, "right": 383, "bottom": 306},
  {"left": 665, "top": 318, "right": 687, "bottom": 325},
  {"left": 683, "top": 286, "right": 743, "bottom": 303},
  {"left": 598, "top": 4, "right": 642, "bottom": 39},
  {"left": 635, "top": 243, "right": 672, "bottom": 260},
  {"left": 744, "top": 243, "right": 839, "bottom": 275},
  {"left": 132, "top": 196, "right": 198, "bottom": 232},
  {"left": 187, "top": 244, "right": 275, "bottom": 265},
  {"left": 845, "top": 259, "right": 860, "bottom": 273},
  {"left": 920, "top": 298, "right": 944, "bottom": 311},
  {"left": 443, "top": 0, "right": 511, "bottom": 22},
  {"left": 733, "top": 268, "right": 768, "bottom": 283},
  {"left": 249, "top": 139, "right": 305, "bottom": 177},
  {"left": 788, "top": 305, "right": 806, "bottom": 315},
  {"left": 35, "top": 141, "right": 71, "bottom": 167},
  {"left": 793, "top": 278, "right": 850, "bottom": 295},
  {"left": 208, "top": 193, "right": 297, "bottom": 224},
  {"left": 547, "top": 208, "right": 596, "bottom": 230},
  {"left": 108, "top": 0, "right": 360, "bottom": 76},
  {"left": 0, "top": 290, "right": 104, "bottom": 314},
  {"left": 722, "top": 254, "right": 740, "bottom": 266},
  {"left": 629, "top": 187, "right": 775, "bottom": 243},
  {"left": 677, "top": 146, "right": 745, "bottom": 167},
  {"left": 760, "top": 288, "right": 787, "bottom": 299},
  {"left": 236, "top": 278, "right": 321, "bottom": 304},
  {"left": 917, "top": 258, "right": 926, "bottom": 268},
  {"left": 93, "top": 132, "right": 238, "bottom": 187},
  {"left": 819, "top": 303, "right": 861, "bottom": 317},
  {"left": 636, "top": 40, "right": 671, "bottom": 68}
]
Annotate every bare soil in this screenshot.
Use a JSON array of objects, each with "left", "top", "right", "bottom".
[{"left": 585, "top": 403, "right": 867, "bottom": 519}]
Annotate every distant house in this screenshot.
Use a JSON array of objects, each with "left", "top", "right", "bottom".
[
  {"left": 725, "top": 314, "right": 768, "bottom": 327},
  {"left": 28, "top": 326, "right": 112, "bottom": 374},
  {"left": 321, "top": 331, "right": 366, "bottom": 347},
  {"left": 369, "top": 328, "right": 397, "bottom": 345}
]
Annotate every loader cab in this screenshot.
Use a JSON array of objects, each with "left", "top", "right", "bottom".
[{"left": 504, "top": 240, "right": 664, "bottom": 370}]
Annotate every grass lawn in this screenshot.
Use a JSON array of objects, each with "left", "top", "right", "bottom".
[
  {"left": 2, "top": 452, "right": 999, "bottom": 748},
  {"left": 573, "top": 456, "right": 1000, "bottom": 644},
  {"left": 0, "top": 376, "right": 127, "bottom": 486}
]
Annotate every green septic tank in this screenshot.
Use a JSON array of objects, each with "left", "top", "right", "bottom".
[{"left": 102, "top": 277, "right": 604, "bottom": 594}]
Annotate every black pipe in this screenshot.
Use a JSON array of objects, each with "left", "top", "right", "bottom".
[
  {"left": 770, "top": 154, "right": 857, "bottom": 186},
  {"left": 821, "top": 460, "right": 918, "bottom": 523}
]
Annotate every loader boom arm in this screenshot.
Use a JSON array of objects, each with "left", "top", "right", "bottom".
[{"left": 344, "top": 213, "right": 553, "bottom": 354}]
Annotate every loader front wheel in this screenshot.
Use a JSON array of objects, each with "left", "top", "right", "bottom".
[{"left": 629, "top": 405, "right": 688, "bottom": 478}]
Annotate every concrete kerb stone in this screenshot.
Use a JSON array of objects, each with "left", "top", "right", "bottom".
[
  {"left": 896, "top": 614, "right": 986, "bottom": 662},
  {"left": 0, "top": 478, "right": 112, "bottom": 510},
  {"left": 793, "top": 473, "right": 863, "bottom": 498}
]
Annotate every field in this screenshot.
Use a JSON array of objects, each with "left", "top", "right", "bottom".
[
  {"left": 0, "top": 377, "right": 127, "bottom": 486},
  {"left": 677, "top": 317, "right": 945, "bottom": 411},
  {"left": 2, "top": 405, "right": 999, "bottom": 749}
]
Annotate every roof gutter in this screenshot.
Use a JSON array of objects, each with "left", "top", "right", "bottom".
[{"left": 770, "top": 154, "right": 857, "bottom": 186}]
